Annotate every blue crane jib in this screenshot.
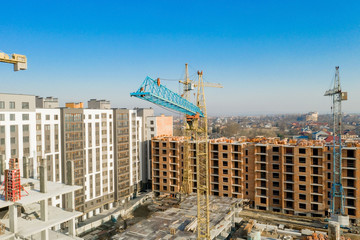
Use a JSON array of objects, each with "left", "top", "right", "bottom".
[{"left": 130, "top": 76, "right": 204, "bottom": 117}]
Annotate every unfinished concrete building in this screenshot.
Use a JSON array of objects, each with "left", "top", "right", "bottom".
[
  {"left": 152, "top": 136, "right": 360, "bottom": 223},
  {"left": 114, "top": 194, "right": 246, "bottom": 240}
]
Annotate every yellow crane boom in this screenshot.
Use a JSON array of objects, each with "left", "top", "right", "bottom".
[{"left": 0, "top": 51, "right": 27, "bottom": 71}]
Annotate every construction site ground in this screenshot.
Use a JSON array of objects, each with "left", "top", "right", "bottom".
[{"left": 232, "top": 208, "right": 360, "bottom": 240}]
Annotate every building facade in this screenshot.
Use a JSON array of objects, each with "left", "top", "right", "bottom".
[{"left": 152, "top": 136, "right": 360, "bottom": 223}]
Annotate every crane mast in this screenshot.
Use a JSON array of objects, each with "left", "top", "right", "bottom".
[
  {"left": 180, "top": 64, "right": 193, "bottom": 196},
  {"left": 194, "top": 70, "right": 210, "bottom": 239},
  {"left": 131, "top": 66, "right": 222, "bottom": 239},
  {"left": 324, "top": 66, "right": 348, "bottom": 224}
]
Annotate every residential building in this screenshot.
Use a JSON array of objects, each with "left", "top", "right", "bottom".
[
  {"left": 306, "top": 112, "right": 318, "bottom": 122},
  {"left": 152, "top": 136, "right": 360, "bottom": 223},
  {"left": 136, "top": 108, "right": 173, "bottom": 188},
  {"left": 35, "top": 96, "right": 62, "bottom": 207},
  {"left": 0, "top": 93, "right": 37, "bottom": 176}
]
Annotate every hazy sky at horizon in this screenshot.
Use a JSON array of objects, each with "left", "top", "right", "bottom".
[{"left": 1, "top": 1, "right": 360, "bottom": 116}]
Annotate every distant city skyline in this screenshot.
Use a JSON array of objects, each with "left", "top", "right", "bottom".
[{"left": 1, "top": 1, "right": 360, "bottom": 115}]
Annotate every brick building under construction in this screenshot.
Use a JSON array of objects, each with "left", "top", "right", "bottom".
[{"left": 151, "top": 136, "right": 360, "bottom": 223}]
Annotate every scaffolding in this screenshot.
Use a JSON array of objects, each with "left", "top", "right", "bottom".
[{"left": 1, "top": 158, "right": 28, "bottom": 202}]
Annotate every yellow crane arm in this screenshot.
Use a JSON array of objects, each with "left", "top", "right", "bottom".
[{"left": 0, "top": 52, "right": 27, "bottom": 71}]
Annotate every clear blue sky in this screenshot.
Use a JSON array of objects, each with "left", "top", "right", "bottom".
[{"left": 1, "top": 0, "right": 360, "bottom": 116}]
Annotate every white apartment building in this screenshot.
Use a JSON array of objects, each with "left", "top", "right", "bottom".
[
  {"left": 0, "top": 94, "right": 63, "bottom": 208},
  {"left": 0, "top": 93, "right": 37, "bottom": 176},
  {"left": 82, "top": 107, "right": 115, "bottom": 219},
  {"left": 128, "top": 110, "right": 142, "bottom": 195}
]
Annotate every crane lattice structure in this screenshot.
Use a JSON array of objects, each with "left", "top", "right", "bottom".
[
  {"left": 324, "top": 66, "right": 347, "bottom": 217},
  {"left": 131, "top": 67, "right": 222, "bottom": 240},
  {"left": 0, "top": 51, "right": 27, "bottom": 71},
  {"left": 179, "top": 64, "right": 222, "bottom": 197}
]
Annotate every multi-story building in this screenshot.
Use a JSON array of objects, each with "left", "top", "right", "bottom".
[
  {"left": 0, "top": 93, "right": 37, "bottom": 176},
  {"left": 61, "top": 106, "right": 85, "bottom": 213},
  {"left": 0, "top": 93, "right": 159, "bottom": 222},
  {"left": 61, "top": 101, "right": 144, "bottom": 220},
  {"left": 152, "top": 136, "right": 360, "bottom": 223},
  {"left": 136, "top": 108, "right": 173, "bottom": 189},
  {"left": 36, "top": 96, "right": 62, "bottom": 207},
  {"left": 82, "top": 102, "right": 115, "bottom": 219}
]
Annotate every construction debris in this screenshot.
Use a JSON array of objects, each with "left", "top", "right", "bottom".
[{"left": 113, "top": 194, "right": 247, "bottom": 240}]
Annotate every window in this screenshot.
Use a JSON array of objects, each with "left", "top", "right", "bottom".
[
  {"left": 223, "top": 161, "right": 228, "bottom": 166},
  {"left": 273, "top": 147, "right": 279, "bottom": 152},
  {"left": 299, "top": 148, "right": 306, "bottom": 154},
  {"left": 245, "top": 166, "right": 248, "bottom": 172},
  {"left": 299, "top": 157, "right": 306, "bottom": 163},
  {"left": 273, "top": 199, "right": 280, "bottom": 204},
  {"left": 10, "top": 125, "right": 16, "bottom": 132},
  {"left": 222, "top": 145, "right": 228, "bottom": 150},
  {"left": 9, "top": 102, "right": 15, "bottom": 109},
  {"left": 54, "top": 115, "right": 58, "bottom": 120},
  {"left": 0, "top": 126, "right": 4, "bottom": 133},
  {"left": 22, "top": 102, "right": 29, "bottom": 109},
  {"left": 10, "top": 137, "right": 16, "bottom": 144},
  {"left": 23, "top": 125, "right": 29, "bottom": 132},
  {"left": 223, "top": 185, "right": 228, "bottom": 191},
  {"left": 299, "top": 185, "right": 306, "bottom": 191},
  {"left": 150, "top": 120, "right": 154, "bottom": 125},
  {"left": 10, "top": 114, "right": 15, "bottom": 121},
  {"left": 0, "top": 114, "right": 4, "bottom": 121},
  {"left": 273, "top": 181, "right": 279, "bottom": 187},
  {"left": 223, "top": 153, "right": 228, "bottom": 158},
  {"left": 23, "top": 136, "right": 29, "bottom": 143},
  {"left": 273, "top": 173, "right": 279, "bottom": 178},
  {"left": 0, "top": 138, "right": 4, "bottom": 145},
  {"left": 299, "top": 203, "right": 306, "bottom": 209},
  {"left": 150, "top": 127, "right": 154, "bottom": 131},
  {"left": 273, "top": 190, "right": 279, "bottom": 196},
  {"left": 0, "top": 101, "right": 4, "bottom": 109},
  {"left": 273, "top": 164, "right": 280, "bottom": 170},
  {"left": 223, "top": 177, "right": 228, "bottom": 183},
  {"left": 299, "top": 167, "right": 306, "bottom": 172},
  {"left": 46, "top": 115, "right": 50, "bottom": 120},
  {"left": 22, "top": 114, "right": 29, "bottom": 120},
  {"left": 299, "top": 194, "right": 306, "bottom": 200},
  {"left": 36, "top": 113, "right": 41, "bottom": 120},
  {"left": 272, "top": 155, "right": 279, "bottom": 161},
  {"left": 223, "top": 169, "right": 228, "bottom": 174}
]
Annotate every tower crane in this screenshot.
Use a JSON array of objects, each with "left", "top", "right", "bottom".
[
  {"left": 179, "top": 64, "right": 222, "bottom": 196},
  {"left": 130, "top": 66, "right": 222, "bottom": 239},
  {"left": 0, "top": 51, "right": 27, "bottom": 71},
  {"left": 324, "top": 66, "right": 349, "bottom": 226}
]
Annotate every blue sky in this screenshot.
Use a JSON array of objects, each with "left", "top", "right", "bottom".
[{"left": 1, "top": 1, "right": 360, "bottom": 116}]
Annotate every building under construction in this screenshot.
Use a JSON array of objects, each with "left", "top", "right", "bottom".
[
  {"left": 152, "top": 136, "right": 360, "bottom": 224},
  {"left": 114, "top": 194, "right": 246, "bottom": 240}
]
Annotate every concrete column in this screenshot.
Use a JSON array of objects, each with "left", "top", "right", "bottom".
[
  {"left": 40, "top": 198, "right": 48, "bottom": 221},
  {"left": 40, "top": 158, "right": 47, "bottom": 193},
  {"left": 328, "top": 221, "right": 340, "bottom": 240},
  {"left": 0, "top": 154, "right": 4, "bottom": 182},
  {"left": 41, "top": 228, "right": 49, "bottom": 240},
  {"left": 65, "top": 191, "right": 75, "bottom": 212},
  {"left": 66, "top": 161, "right": 74, "bottom": 186},
  {"left": 68, "top": 218, "right": 76, "bottom": 236},
  {"left": 9, "top": 205, "right": 17, "bottom": 233},
  {"left": 23, "top": 156, "right": 29, "bottom": 178}
]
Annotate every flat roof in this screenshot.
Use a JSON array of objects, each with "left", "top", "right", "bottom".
[{"left": 0, "top": 204, "right": 82, "bottom": 238}]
